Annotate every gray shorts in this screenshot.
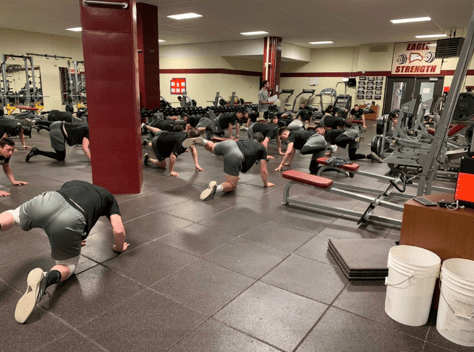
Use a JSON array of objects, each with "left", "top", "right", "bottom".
[
  {"left": 247, "top": 123, "right": 256, "bottom": 139},
  {"left": 151, "top": 131, "right": 166, "bottom": 161},
  {"left": 19, "top": 191, "right": 86, "bottom": 261},
  {"left": 196, "top": 118, "right": 213, "bottom": 139},
  {"left": 213, "top": 140, "right": 244, "bottom": 177},
  {"left": 50, "top": 121, "right": 66, "bottom": 151}
]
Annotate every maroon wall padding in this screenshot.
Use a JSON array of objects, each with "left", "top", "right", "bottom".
[
  {"left": 263, "top": 37, "right": 282, "bottom": 95},
  {"left": 137, "top": 3, "right": 160, "bottom": 110},
  {"left": 80, "top": 0, "right": 142, "bottom": 194}
]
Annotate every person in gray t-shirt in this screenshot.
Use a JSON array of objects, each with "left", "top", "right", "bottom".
[{"left": 258, "top": 80, "right": 273, "bottom": 114}]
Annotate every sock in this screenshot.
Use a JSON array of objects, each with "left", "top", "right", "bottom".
[
  {"left": 216, "top": 185, "right": 224, "bottom": 193},
  {"left": 45, "top": 270, "right": 62, "bottom": 288},
  {"left": 199, "top": 138, "right": 208, "bottom": 145}
]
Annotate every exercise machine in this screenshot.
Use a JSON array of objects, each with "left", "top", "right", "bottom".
[
  {"left": 291, "top": 89, "right": 316, "bottom": 112},
  {"left": 279, "top": 89, "right": 294, "bottom": 112}
]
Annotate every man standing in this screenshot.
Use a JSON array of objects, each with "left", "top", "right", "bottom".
[
  {"left": 0, "top": 180, "right": 129, "bottom": 323},
  {"left": 258, "top": 80, "right": 273, "bottom": 118},
  {"left": 0, "top": 138, "right": 28, "bottom": 197},
  {"left": 26, "top": 122, "right": 91, "bottom": 162},
  {"left": 183, "top": 133, "right": 274, "bottom": 200}
]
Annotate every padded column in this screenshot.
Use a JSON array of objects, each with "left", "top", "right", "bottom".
[
  {"left": 137, "top": 3, "right": 161, "bottom": 110},
  {"left": 262, "top": 37, "right": 282, "bottom": 95},
  {"left": 80, "top": 0, "right": 142, "bottom": 194}
]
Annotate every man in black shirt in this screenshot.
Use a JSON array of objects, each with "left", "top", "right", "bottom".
[
  {"left": 182, "top": 133, "right": 274, "bottom": 200},
  {"left": 0, "top": 180, "right": 128, "bottom": 323},
  {"left": 0, "top": 118, "right": 32, "bottom": 149},
  {"left": 349, "top": 104, "right": 366, "bottom": 129},
  {"left": 316, "top": 126, "right": 382, "bottom": 162},
  {"left": 248, "top": 116, "right": 281, "bottom": 157},
  {"left": 0, "top": 138, "right": 28, "bottom": 197},
  {"left": 275, "top": 127, "right": 330, "bottom": 171},
  {"left": 26, "top": 122, "right": 91, "bottom": 162},
  {"left": 143, "top": 127, "right": 203, "bottom": 177},
  {"left": 216, "top": 110, "right": 243, "bottom": 139}
]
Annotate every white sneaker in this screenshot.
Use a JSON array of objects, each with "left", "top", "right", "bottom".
[
  {"left": 200, "top": 181, "right": 217, "bottom": 201},
  {"left": 183, "top": 137, "right": 204, "bottom": 148},
  {"left": 15, "top": 268, "right": 45, "bottom": 324}
]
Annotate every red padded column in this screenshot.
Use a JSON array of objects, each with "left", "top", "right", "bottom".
[
  {"left": 262, "top": 37, "right": 282, "bottom": 95},
  {"left": 137, "top": 3, "right": 161, "bottom": 109},
  {"left": 80, "top": 0, "right": 142, "bottom": 194}
]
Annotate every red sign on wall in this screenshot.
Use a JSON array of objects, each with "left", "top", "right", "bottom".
[{"left": 170, "top": 78, "right": 186, "bottom": 94}]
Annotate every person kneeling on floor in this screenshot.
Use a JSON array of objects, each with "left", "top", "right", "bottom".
[
  {"left": 0, "top": 180, "right": 129, "bottom": 324},
  {"left": 183, "top": 132, "right": 274, "bottom": 200}
]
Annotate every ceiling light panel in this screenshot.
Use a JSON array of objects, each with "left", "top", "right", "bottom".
[
  {"left": 240, "top": 31, "right": 268, "bottom": 36},
  {"left": 390, "top": 17, "right": 431, "bottom": 24},
  {"left": 167, "top": 13, "right": 202, "bottom": 20},
  {"left": 415, "top": 34, "right": 448, "bottom": 38}
]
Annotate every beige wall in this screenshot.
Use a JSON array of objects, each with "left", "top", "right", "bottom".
[{"left": 0, "top": 27, "right": 83, "bottom": 111}]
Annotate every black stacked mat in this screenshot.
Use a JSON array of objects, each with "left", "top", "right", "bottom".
[{"left": 328, "top": 239, "right": 396, "bottom": 280}]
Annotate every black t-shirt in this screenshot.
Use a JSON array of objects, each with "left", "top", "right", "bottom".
[
  {"left": 65, "top": 104, "right": 74, "bottom": 113},
  {"left": 248, "top": 112, "right": 259, "bottom": 123},
  {"left": 150, "top": 119, "right": 175, "bottom": 132},
  {"left": 49, "top": 110, "right": 74, "bottom": 122},
  {"left": 57, "top": 180, "right": 121, "bottom": 236},
  {"left": 288, "top": 130, "right": 316, "bottom": 150},
  {"left": 156, "top": 131, "right": 188, "bottom": 158},
  {"left": 0, "top": 155, "right": 11, "bottom": 165},
  {"left": 350, "top": 108, "right": 364, "bottom": 119},
  {"left": 295, "top": 109, "right": 312, "bottom": 121},
  {"left": 324, "top": 129, "right": 344, "bottom": 144},
  {"left": 324, "top": 108, "right": 337, "bottom": 116},
  {"left": 219, "top": 113, "right": 239, "bottom": 128},
  {"left": 323, "top": 115, "right": 345, "bottom": 129},
  {"left": 64, "top": 123, "right": 89, "bottom": 146},
  {"left": 252, "top": 123, "right": 279, "bottom": 140},
  {"left": 236, "top": 139, "right": 267, "bottom": 173},
  {"left": 186, "top": 116, "right": 202, "bottom": 128},
  {"left": 0, "top": 118, "right": 22, "bottom": 137}
]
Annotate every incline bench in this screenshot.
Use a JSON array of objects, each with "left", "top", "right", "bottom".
[{"left": 282, "top": 170, "right": 403, "bottom": 227}]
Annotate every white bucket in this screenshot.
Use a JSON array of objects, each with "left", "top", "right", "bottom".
[
  {"left": 436, "top": 258, "right": 474, "bottom": 347},
  {"left": 385, "top": 245, "right": 441, "bottom": 326}
]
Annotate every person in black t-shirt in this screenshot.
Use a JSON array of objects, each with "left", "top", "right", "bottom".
[
  {"left": 348, "top": 104, "right": 366, "bottom": 129},
  {"left": 216, "top": 110, "right": 243, "bottom": 139},
  {"left": 275, "top": 127, "right": 329, "bottom": 172},
  {"left": 0, "top": 180, "right": 128, "bottom": 324},
  {"left": 0, "top": 118, "right": 32, "bottom": 149},
  {"left": 315, "top": 126, "right": 382, "bottom": 162},
  {"left": 0, "top": 138, "right": 28, "bottom": 197},
  {"left": 248, "top": 116, "right": 281, "bottom": 157},
  {"left": 26, "top": 122, "right": 91, "bottom": 162},
  {"left": 182, "top": 132, "right": 274, "bottom": 200},
  {"left": 143, "top": 127, "right": 203, "bottom": 177}
]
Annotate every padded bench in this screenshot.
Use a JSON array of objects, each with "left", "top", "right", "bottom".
[
  {"left": 315, "top": 157, "right": 359, "bottom": 177},
  {"left": 16, "top": 106, "right": 39, "bottom": 111},
  {"left": 427, "top": 124, "right": 465, "bottom": 137},
  {"left": 281, "top": 170, "right": 403, "bottom": 227},
  {"left": 282, "top": 170, "right": 333, "bottom": 189}
]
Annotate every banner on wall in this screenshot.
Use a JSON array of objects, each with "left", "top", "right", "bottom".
[
  {"left": 392, "top": 42, "right": 442, "bottom": 75},
  {"left": 170, "top": 78, "right": 186, "bottom": 94}
]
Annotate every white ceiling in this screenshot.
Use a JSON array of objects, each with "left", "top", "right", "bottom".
[{"left": 0, "top": 0, "right": 473, "bottom": 48}]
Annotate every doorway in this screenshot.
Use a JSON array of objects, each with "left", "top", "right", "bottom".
[{"left": 383, "top": 77, "right": 444, "bottom": 114}]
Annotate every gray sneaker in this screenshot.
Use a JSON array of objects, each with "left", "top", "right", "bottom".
[
  {"left": 200, "top": 181, "right": 217, "bottom": 201},
  {"left": 15, "top": 268, "right": 46, "bottom": 324},
  {"left": 143, "top": 153, "right": 149, "bottom": 166},
  {"left": 183, "top": 137, "right": 204, "bottom": 149},
  {"left": 370, "top": 152, "right": 383, "bottom": 163}
]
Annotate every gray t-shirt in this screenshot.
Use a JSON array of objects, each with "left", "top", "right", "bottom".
[{"left": 258, "top": 88, "right": 269, "bottom": 112}]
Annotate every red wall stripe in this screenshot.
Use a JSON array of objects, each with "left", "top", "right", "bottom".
[
  {"left": 159, "top": 68, "right": 474, "bottom": 78},
  {"left": 160, "top": 68, "right": 261, "bottom": 76}
]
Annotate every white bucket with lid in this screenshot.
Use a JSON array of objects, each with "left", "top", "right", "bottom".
[
  {"left": 385, "top": 245, "right": 441, "bottom": 326},
  {"left": 436, "top": 258, "right": 474, "bottom": 347}
]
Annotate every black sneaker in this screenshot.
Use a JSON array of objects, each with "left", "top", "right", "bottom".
[
  {"left": 15, "top": 268, "right": 46, "bottom": 324},
  {"left": 26, "top": 147, "right": 38, "bottom": 162},
  {"left": 200, "top": 181, "right": 217, "bottom": 201},
  {"left": 142, "top": 139, "right": 150, "bottom": 147},
  {"left": 141, "top": 123, "right": 147, "bottom": 134},
  {"left": 143, "top": 153, "right": 149, "bottom": 166}
]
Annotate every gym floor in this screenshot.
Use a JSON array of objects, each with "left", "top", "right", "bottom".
[{"left": 0, "top": 120, "right": 465, "bottom": 352}]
